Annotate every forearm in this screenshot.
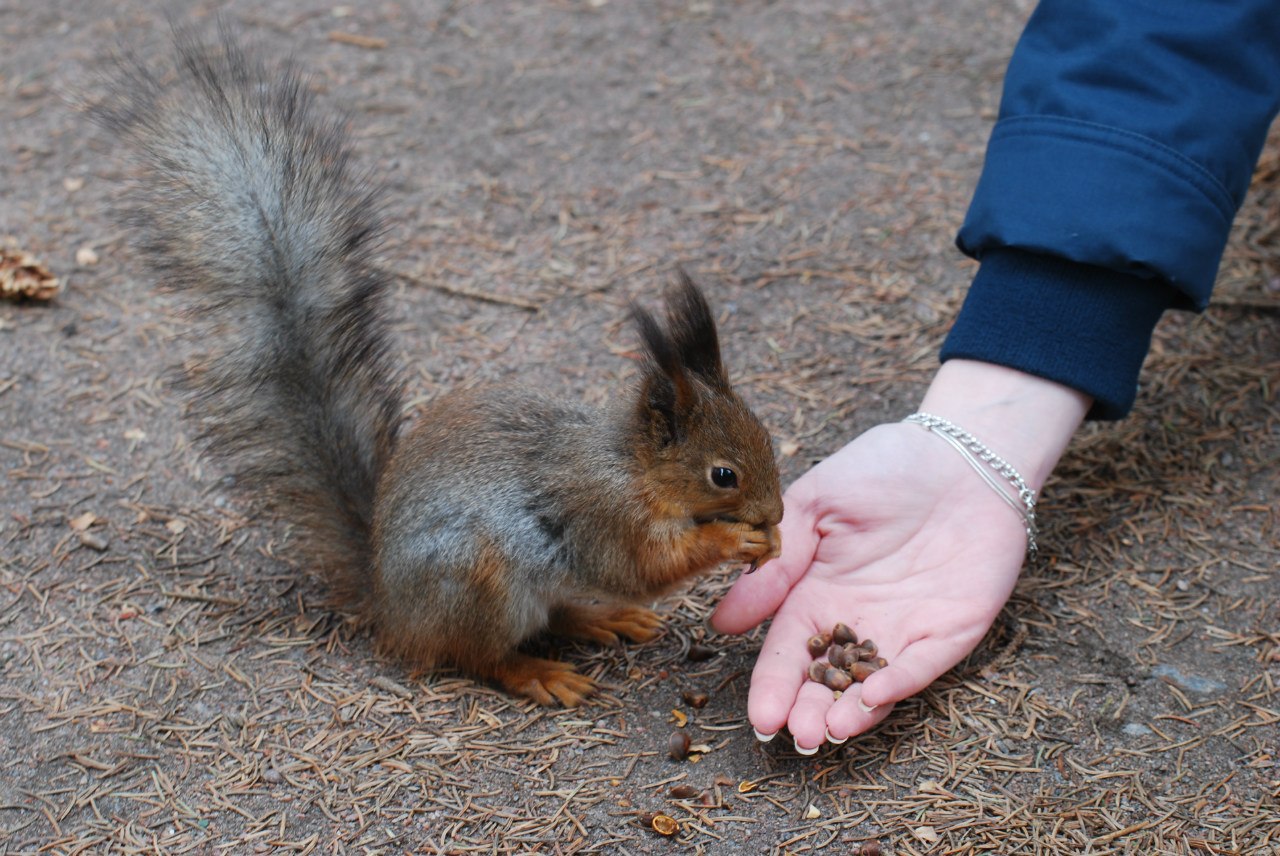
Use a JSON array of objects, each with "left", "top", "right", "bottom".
[
  {"left": 916, "top": 358, "right": 1089, "bottom": 492},
  {"left": 950, "top": 1, "right": 1280, "bottom": 420},
  {"left": 960, "top": 0, "right": 1280, "bottom": 310}
]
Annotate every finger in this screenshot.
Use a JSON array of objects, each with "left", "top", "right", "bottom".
[
  {"left": 856, "top": 635, "right": 973, "bottom": 709},
  {"left": 786, "top": 678, "right": 836, "bottom": 753},
  {"left": 825, "top": 684, "right": 893, "bottom": 742},
  {"left": 710, "top": 500, "right": 819, "bottom": 635},
  {"left": 744, "top": 609, "right": 818, "bottom": 739}
]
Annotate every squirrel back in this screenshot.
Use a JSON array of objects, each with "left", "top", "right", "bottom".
[{"left": 100, "top": 31, "right": 401, "bottom": 606}]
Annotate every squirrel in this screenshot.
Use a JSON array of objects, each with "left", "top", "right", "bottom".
[{"left": 99, "top": 32, "right": 783, "bottom": 706}]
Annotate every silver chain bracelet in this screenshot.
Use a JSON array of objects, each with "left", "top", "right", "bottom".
[{"left": 903, "top": 412, "right": 1039, "bottom": 557}]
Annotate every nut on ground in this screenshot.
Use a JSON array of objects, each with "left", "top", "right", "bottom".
[{"left": 668, "top": 731, "right": 691, "bottom": 761}]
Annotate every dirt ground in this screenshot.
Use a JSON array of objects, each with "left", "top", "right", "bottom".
[{"left": 2, "top": 1, "right": 1278, "bottom": 853}]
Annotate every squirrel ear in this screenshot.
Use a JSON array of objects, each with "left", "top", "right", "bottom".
[
  {"left": 632, "top": 302, "right": 691, "bottom": 444},
  {"left": 631, "top": 273, "right": 728, "bottom": 444},
  {"left": 664, "top": 270, "right": 728, "bottom": 389}
]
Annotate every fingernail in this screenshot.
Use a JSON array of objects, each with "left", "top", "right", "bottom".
[
  {"left": 793, "top": 739, "right": 819, "bottom": 756},
  {"left": 857, "top": 698, "right": 877, "bottom": 713},
  {"left": 825, "top": 729, "right": 847, "bottom": 745},
  {"left": 753, "top": 728, "right": 776, "bottom": 743}
]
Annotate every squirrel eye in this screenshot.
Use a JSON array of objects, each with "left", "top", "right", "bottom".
[{"left": 710, "top": 466, "right": 738, "bottom": 489}]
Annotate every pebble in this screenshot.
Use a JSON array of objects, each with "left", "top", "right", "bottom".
[{"left": 1151, "top": 664, "right": 1227, "bottom": 695}]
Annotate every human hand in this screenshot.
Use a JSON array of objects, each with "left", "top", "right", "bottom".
[
  {"left": 710, "top": 422, "right": 1029, "bottom": 749},
  {"left": 710, "top": 360, "right": 1089, "bottom": 752}
]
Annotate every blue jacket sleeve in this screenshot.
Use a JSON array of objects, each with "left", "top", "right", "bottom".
[{"left": 942, "top": 0, "right": 1280, "bottom": 419}]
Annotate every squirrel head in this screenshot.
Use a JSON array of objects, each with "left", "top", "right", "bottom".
[{"left": 630, "top": 273, "right": 783, "bottom": 543}]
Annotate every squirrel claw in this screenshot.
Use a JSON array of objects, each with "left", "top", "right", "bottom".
[{"left": 730, "top": 522, "right": 781, "bottom": 569}]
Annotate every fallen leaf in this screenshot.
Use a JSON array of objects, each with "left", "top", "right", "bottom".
[
  {"left": 914, "top": 825, "right": 940, "bottom": 843},
  {"left": 1, "top": 243, "right": 59, "bottom": 301}
]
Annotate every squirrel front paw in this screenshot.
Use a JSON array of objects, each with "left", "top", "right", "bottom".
[{"left": 722, "top": 521, "right": 781, "bottom": 567}]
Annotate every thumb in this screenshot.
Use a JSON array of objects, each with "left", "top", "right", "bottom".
[{"left": 710, "top": 500, "right": 818, "bottom": 635}]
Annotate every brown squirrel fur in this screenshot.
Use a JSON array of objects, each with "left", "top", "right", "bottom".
[{"left": 101, "top": 31, "right": 782, "bottom": 706}]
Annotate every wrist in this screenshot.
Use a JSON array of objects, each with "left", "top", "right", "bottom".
[{"left": 916, "top": 359, "right": 1089, "bottom": 491}]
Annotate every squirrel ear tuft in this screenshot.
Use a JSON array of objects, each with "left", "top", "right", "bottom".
[
  {"left": 630, "top": 273, "right": 728, "bottom": 445},
  {"left": 664, "top": 271, "right": 727, "bottom": 388},
  {"left": 632, "top": 302, "right": 686, "bottom": 444},
  {"left": 632, "top": 301, "right": 680, "bottom": 384}
]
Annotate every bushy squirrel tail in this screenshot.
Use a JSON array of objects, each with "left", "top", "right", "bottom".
[{"left": 101, "top": 30, "right": 402, "bottom": 605}]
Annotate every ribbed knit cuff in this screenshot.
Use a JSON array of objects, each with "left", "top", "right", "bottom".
[{"left": 940, "top": 248, "right": 1179, "bottom": 420}]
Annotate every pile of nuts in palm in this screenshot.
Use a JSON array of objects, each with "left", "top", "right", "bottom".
[{"left": 805, "top": 622, "right": 888, "bottom": 691}]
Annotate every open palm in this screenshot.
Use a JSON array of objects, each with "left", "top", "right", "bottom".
[{"left": 711, "top": 422, "right": 1030, "bottom": 750}]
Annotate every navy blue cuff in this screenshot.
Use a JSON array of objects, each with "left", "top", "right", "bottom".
[{"left": 940, "top": 248, "right": 1179, "bottom": 420}]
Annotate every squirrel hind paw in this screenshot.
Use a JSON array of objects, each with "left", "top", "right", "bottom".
[
  {"left": 489, "top": 654, "right": 596, "bottom": 707},
  {"left": 548, "top": 603, "right": 664, "bottom": 646},
  {"left": 603, "top": 606, "right": 663, "bottom": 643}
]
